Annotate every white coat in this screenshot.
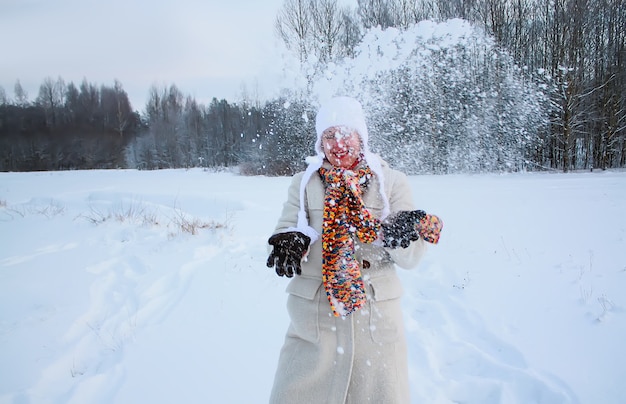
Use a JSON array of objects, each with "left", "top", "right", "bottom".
[{"left": 269, "top": 156, "right": 426, "bottom": 404}]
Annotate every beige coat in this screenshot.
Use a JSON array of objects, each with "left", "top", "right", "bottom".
[{"left": 269, "top": 157, "right": 426, "bottom": 404}]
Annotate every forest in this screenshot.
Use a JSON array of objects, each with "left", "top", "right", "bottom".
[{"left": 0, "top": 0, "right": 624, "bottom": 174}]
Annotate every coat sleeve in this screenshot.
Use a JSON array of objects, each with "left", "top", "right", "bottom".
[
  {"left": 273, "top": 172, "right": 305, "bottom": 233},
  {"left": 384, "top": 170, "right": 427, "bottom": 269}
]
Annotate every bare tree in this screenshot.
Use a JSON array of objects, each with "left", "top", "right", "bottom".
[
  {"left": 14, "top": 80, "right": 29, "bottom": 107},
  {"left": 276, "top": 0, "right": 361, "bottom": 94},
  {"left": 36, "top": 76, "right": 66, "bottom": 127},
  {"left": 114, "top": 80, "right": 131, "bottom": 138},
  {"left": 78, "top": 79, "right": 100, "bottom": 124},
  {"left": 358, "top": 0, "right": 394, "bottom": 29},
  {"left": 0, "top": 86, "right": 7, "bottom": 105},
  {"left": 339, "top": 7, "right": 363, "bottom": 58},
  {"left": 310, "top": 0, "right": 345, "bottom": 63},
  {"left": 101, "top": 80, "right": 132, "bottom": 137},
  {"left": 387, "top": 0, "right": 420, "bottom": 28},
  {"left": 276, "top": 0, "right": 313, "bottom": 64}
]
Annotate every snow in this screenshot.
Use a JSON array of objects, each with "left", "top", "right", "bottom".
[
  {"left": 1, "top": 168, "right": 625, "bottom": 403},
  {"left": 276, "top": 19, "right": 547, "bottom": 175},
  {"left": 283, "top": 19, "right": 494, "bottom": 104}
]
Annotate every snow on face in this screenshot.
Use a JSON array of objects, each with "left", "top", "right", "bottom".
[{"left": 321, "top": 126, "right": 362, "bottom": 169}]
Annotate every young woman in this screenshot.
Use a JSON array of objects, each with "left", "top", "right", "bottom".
[{"left": 266, "top": 96, "right": 442, "bottom": 403}]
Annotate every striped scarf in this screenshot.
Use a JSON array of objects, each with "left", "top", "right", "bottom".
[{"left": 319, "top": 165, "right": 381, "bottom": 317}]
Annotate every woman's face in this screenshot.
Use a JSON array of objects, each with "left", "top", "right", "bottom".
[{"left": 321, "top": 126, "right": 362, "bottom": 169}]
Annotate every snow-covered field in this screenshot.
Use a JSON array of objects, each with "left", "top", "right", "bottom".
[{"left": 1, "top": 168, "right": 624, "bottom": 403}]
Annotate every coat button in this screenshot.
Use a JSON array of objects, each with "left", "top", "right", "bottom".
[{"left": 362, "top": 260, "right": 370, "bottom": 269}]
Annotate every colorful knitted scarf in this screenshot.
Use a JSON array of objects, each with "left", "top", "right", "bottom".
[{"left": 319, "top": 165, "right": 381, "bottom": 317}]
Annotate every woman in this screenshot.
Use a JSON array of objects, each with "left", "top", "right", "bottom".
[{"left": 266, "top": 96, "right": 442, "bottom": 403}]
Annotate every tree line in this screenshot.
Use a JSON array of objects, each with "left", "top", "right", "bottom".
[
  {"left": 0, "top": 79, "right": 311, "bottom": 174},
  {"left": 0, "top": 78, "right": 142, "bottom": 171},
  {"left": 1, "top": 0, "right": 624, "bottom": 173}
]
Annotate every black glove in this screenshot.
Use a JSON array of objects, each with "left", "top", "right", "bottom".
[
  {"left": 381, "top": 210, "right": 426, "bottom": 248},
  {"left": 266, "top": 231, "right": 311, "bottom": 277}
]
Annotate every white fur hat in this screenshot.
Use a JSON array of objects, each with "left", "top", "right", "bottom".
[{"left": 287, "top": 96, "right": 390, "bottom": 245}]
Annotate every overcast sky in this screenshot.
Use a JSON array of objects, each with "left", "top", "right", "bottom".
[{"left": 0, "top": 0, "right": 288, "bottom": 109}]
